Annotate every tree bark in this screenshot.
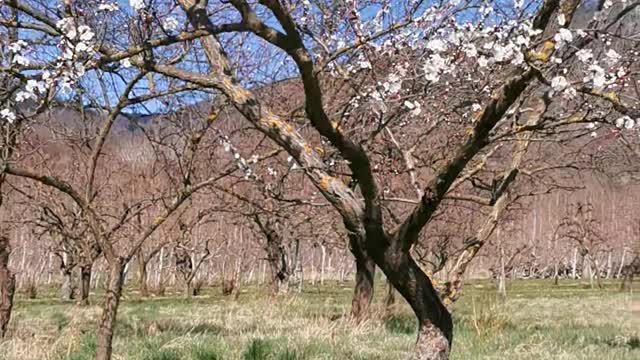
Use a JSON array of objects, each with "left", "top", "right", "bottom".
[
  {"left": 138, "top": 257, "right": 149, "bottom": 297},
  {"left": 258, "top": 217, "right": 290, "bottom": 293},
  {"left": 60, "top": 268, "right": 75, "bottom": 301},
  {"left": 382, "top": 255, "right": 452, "bottom": 360},
  {"left": 95, "top": 258, "right": 125, "bottom": 360},
  {"left": 0, "top": 237, "right": 16, "bottom": 338},
  {"left": 79, "top": 263, "right": 92, "bottom": 305},
  {"left": 350, "top": 238, "right": 376, "bottom": 321}
]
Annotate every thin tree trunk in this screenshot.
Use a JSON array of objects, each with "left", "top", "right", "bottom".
[
  {"left": 95, "top": 258, "right": 125, "bottom": 360},
  {"left": 79, "top": 263, "right": 92, "bottom": 306},
  {"left": 320, "top": 244, "right": 326, "bottom": 286},
  {"left": 497, "top": 242, "right": 507, "bottom": 298},
  {"left": 47, "top": 252, "right": 53, "bottom": 285},
  {"left": 156, "top": 247, "right": 164, "bottom": 287},
  {"left": 617, "top": 248, "right": 627, "bottom": 278},
  {"left": 571, "top": 248, "right": 578, "bottom": 279},
  {"left": 0, "top": 237, "right": 16, "bottom": 338},
  {"left": 138, "top": 256, "right": 149, "bottom": 297}
]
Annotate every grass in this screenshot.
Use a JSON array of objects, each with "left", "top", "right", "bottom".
[{"left": 0, "top": 279, "right": 637, "bottom": 359}]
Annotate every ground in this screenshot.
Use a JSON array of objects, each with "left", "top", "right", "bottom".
[{"left": 0, "top": 279, "right": 638, "bottom": 359}]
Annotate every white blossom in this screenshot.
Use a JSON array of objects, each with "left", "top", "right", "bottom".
[
  {"left": 130, "top": 0, "right": 145, "bottom": 11},
  {"left": 12, "top": 54, "right": 30, "bottom": 66},
  {"left": 478, "top": 56, "right": 489, "bottom": 68},
  {"left": 605, "top": 49, "right": 621, "bottom": 66},
  {"left": 624, "top": 118, "right": 635, "bottom": 129},
  {"left": 515, "top": 35, "right": 529, "bottom": 47},
  {"left": 98, "top": 2, "right": 119, "bottom": 12},
  {"left": 423, "top": 53, "right": 449, "bottom": 82},
  {"left": 551, "top": 76, "right": 569, "bottom": 91},
  {"left": 15, "top": 91, "right": 34, "bottom": 102},
  {"left": 493, "top": 43, "right": 515, "bottom": 62},
  {"left": 584, "top": 64, "right": 607, "bottom": 89},
  {"left": 8, "top": 40, "right": 27, "bottom": 53},
  {"left": 462, "top": 43, "right": 477, "bottom": 57},
  {"left": 75, "top": 42, "right": 91, "bottom": 53},
  {"left": 26, "top": 79, "right": 46, "bottom": 94},
  {"left": 383, "top": 73, "right": 402, "bottom": 95},
  {"left": 616, "top": 116, "right": 635, "bottom": 129},
  {"left": 404, "top": 100, "right": 422, "bottom": 116},
  {"left": 120, "top": 58, "right": 133, "bottom": 68},
  {"left": 576, "top": 48, "right": 593, "bottom": 63},
  {"left": 78, "top": 25, "right": 94, "bottom": 42},
  {"left": 57, "top": 18, "right": 77, "bottom": 40},
  {"left": 554, "top": 28, "right": 573, "bottom": 48},
  {"left": 358, "top": 60, "right": 372, "bottom": 69},
  {"left": 162, "top": 17, "right": 180, "bottom": 31},
  {"left": 0, "top": 109, "right": 16, "bottom": 123},
  {"left": 426, "top": 39, "right": 447, "bottom": 53},
  {"left": 557, "top": 14, "right": 566, "bottom": 26}
]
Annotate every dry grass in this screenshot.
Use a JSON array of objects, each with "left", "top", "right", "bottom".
[{"left": 0, "top": 279, "right": 637, "bottom": 359}]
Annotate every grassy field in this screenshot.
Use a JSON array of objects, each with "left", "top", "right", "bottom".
[{"left": 0, "top": 279, "right": 637, "bottom": 360}]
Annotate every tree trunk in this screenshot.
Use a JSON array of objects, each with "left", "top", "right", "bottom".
[
  {"left": 320, "top": 244, "right": 326, "bottom": 285},
  {"left": 95, "top": 258, "right": 125, "bottom": 360},
  {"left": 266, "top": 238, "right": 289, "bottom": 293},
  {"left": 497, "top": 243, "right": 507, "bottom": 298},
  {"left": 385, "top": 257, "right": 452, "bottom": 360},
  {"left": 60, "top": 268, "right": 75, "bottom": 301},
  {"left": 571, "top": 247, "right": 578, "bottom": 279},
  {"left": 617, "top": 248, "right": 627, "bottom": 278},
  {"left": 79, "top": 263, "right": 92, "bottom": 306},
  {"left": 358, "top": 230, "right": 452, "bottom": 359},
  {"left": 350, "top": 247, "right": 376, "bottom": 321},
  {"left": 0, "top": 237, "right": 16, "bottom": 338},
  {"left": 137, "top": 254, "right": 149, "bottom": 297}
]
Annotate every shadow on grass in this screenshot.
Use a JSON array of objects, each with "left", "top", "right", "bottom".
[{"left": 384, "top": 313, "right": 416, "bottom": 335}]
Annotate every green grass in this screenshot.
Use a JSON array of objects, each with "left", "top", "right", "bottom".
[{"left": 0, "top": 279, "right": 637, "bottom": 359}]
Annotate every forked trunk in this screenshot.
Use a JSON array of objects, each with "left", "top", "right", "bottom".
[
  {"left": 350, "top": 252, "right": 375, "bottom": 321},
  {"left": 95, "top": 258, "right": 125, "bottom": 360},
  {"left": 79, "top": 263, "right": 92, "bottom": 305}
]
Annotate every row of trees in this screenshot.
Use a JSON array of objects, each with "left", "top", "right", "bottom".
[{"left": 0, "top": 0, "right": 638, "bottom": 359}]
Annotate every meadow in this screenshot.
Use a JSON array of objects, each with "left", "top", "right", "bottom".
[{"left": 1, "top": 279, "right": 638, "bottom": 360}]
